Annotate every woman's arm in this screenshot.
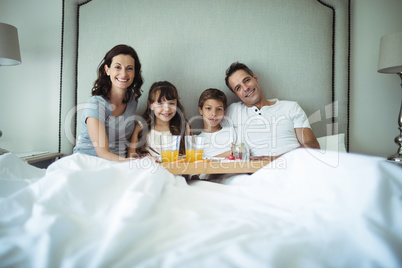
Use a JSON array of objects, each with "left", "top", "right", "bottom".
[
  {"left": 127, "top": 124, "right": 142, "bottom": 158},
  {"left": 87, "top": 117, "right": 130, "bottom": 161}
]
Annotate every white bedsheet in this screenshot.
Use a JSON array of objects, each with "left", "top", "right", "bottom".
[{"left": 0, "top": 149, "right": 401, "bottom": 268}]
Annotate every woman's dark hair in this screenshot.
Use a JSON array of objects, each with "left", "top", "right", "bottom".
[
  {"left": 224, "top": 62, "right": 254, "bottom": 92},
  {"left": 92, "top": 44, "right": 144, "bottom": 103},
  {"left": 198, "top": 88, "right": 228, "bottom": 110},
  {"left": 136, "top": 81, "right": 188, "bottom": 155}
]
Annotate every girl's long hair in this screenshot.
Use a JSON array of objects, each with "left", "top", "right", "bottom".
[
  {"left": 136, "top": 81, "right": 188, "bottom": 156},
  {"left": 92, "top": 44, "right": 144, "bottom": 103}
]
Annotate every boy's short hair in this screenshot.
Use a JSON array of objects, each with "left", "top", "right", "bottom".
[{"left": 198, "top": 88, "right": 227, "bottom": 110}]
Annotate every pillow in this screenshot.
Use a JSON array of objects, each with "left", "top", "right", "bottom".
[{"left": 316, "top": 133, "right": 346, "bottom": 152}]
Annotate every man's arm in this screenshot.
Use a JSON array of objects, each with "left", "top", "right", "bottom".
[
  {"left": 250, "top": 128, "right": 320, "bottom": 161},
  {"left": 295, "top": 128, "right": 320, "bottom": 149}
]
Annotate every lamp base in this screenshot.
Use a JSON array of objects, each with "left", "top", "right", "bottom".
[
  {"left": 387, "top": 154, "right": 402, "bottom": 163},
  {"left": 387, "top": 73, "right": 402, "bottom": 165},
  {"left": 388, "top": 133, "right": 402, "bottom": 163}
]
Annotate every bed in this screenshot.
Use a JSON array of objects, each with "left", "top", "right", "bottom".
[
  {"left": 1, "top": 149, "right": 401, "bottom": 267},
  {"left": 1, "top": 0, "right": 402, "bottom": 267}
]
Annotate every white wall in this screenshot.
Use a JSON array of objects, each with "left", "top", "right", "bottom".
[
  {"left": 0, "top": 0, "right": 62, "bottom": 154},
  {"left": 0, "top": 0, "right": 401, "bottom": 158},
  {"left": 350, "top": 0, "right": 402, "bottom": 158}
]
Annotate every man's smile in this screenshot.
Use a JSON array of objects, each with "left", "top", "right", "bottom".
[{"left": 245, "top": 89, "right": 255, "bottom": 98}]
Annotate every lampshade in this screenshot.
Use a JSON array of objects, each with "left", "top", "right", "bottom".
[
  {"left": 0, "top": 22, "right": 22, "bottom": 66},
  {"left": 378, "top": 32, "right": 402, "bottom": 74}
]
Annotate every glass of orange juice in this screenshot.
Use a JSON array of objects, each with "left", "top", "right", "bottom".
[
  {"left": 160, "top": 135, "right": 181, "bottom": 163},
  {"left": 185, "top": 136, "right": 204, "bottom": 163}
]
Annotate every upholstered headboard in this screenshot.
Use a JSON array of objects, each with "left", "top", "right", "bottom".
[{"left": 59, "top": 0, "right": 350, "bottom": 155}]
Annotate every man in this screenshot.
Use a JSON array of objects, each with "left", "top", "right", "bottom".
[{"left": 223, "top": 62, "right": 320, "bottom": 160}]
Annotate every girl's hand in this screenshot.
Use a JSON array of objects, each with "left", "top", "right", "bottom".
[
  {"left": 128, "top": 155, "right": 161, "bottom": 163},
  {"left": 142, "top": 155, "right": 161, "bottom": 163}
]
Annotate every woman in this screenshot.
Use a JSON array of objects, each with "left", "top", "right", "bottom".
[{"left": 73, "top": 44, "right": 144, "bottom": 161}]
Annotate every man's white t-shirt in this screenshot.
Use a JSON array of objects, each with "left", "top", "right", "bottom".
[
  {"left": 198, "top": 126, "right": 236, "bottom": 158},
  {"left": 222, "top": 99, "right": 311, "bottom": 156}
]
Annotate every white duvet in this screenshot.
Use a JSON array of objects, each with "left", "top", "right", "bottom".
[{"left": 0, "top": 149, "right": 401, "bottom": 268}]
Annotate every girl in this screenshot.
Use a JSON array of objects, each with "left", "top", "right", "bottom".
[
  {"left": 129, "top": 81, "right": 190, "bottom": 159},
  {"left": 73, "top": 44, "right": 144, "bottom": 161},
  {"left": 198, "top": 88, "right": 236, "bottom": 158}
]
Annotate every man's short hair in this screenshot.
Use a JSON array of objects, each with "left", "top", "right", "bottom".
[
  {"left": 198, "top": 88, "right": 228, "bottom": 110},
  {"left": 225, "top": 62, "right": 254, "bottom": 92}
]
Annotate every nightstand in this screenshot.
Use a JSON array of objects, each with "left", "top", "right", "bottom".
[{"left": 19, "top": 152, "right": 63, "bottom": 168}]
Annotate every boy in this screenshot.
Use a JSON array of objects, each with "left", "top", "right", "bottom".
[{"left": 197, "top": 88, "right": 236, "bottom": 158}]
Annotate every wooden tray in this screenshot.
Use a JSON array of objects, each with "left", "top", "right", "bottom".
[{"left": 160, "top": 160, "right": 270, "bottom": 175}]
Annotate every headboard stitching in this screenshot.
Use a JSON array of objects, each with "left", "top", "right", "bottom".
[
  {"left": 317, "top": 0, "right": 336, "bottom": 136},
  {"left": 72, "top": 0, "right": 94, "bottom": 147},
  {"left": 58, "top": 0, "right": 65, "bottom": 153},
  {"left": 347, "top": 0, "right": 351, "bottom": 152}
]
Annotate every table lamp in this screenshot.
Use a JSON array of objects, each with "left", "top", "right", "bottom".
[
  {"left": 0, "top": 22, "right": 22, "bottom": 155},
  {"left": 377, "top": 32, "right": 402, "bottom": 162}
]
